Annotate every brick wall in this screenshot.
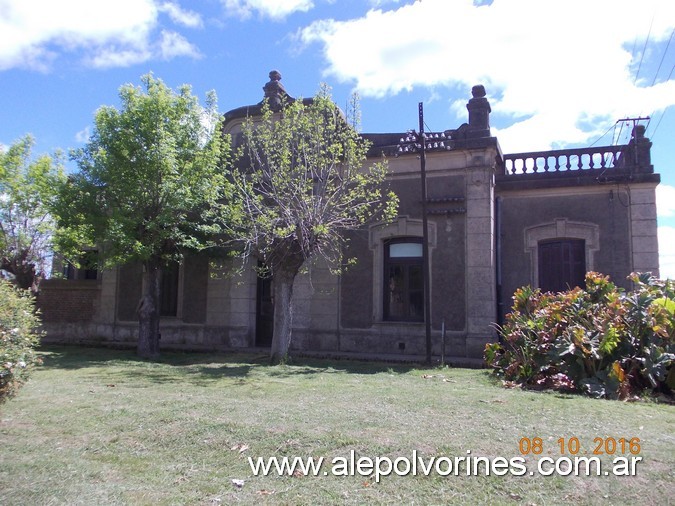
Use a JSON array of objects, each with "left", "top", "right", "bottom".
[{"left": 38, "top": 279, "right": 100, "bottom": 323}]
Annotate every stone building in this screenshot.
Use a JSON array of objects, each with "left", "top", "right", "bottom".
[{"left": 39, "top": 73, "right": 660, "bottom": 360}]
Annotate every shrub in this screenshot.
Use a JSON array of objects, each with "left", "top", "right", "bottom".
[
  {"left": 485, "top": 272, "right": 675, "bottom": 400},
  {"left": 0, "top": 279, "right": 43, "bottom": 402}
]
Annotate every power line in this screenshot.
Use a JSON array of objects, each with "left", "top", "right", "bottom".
[
  {"left": 588, "top": 121, "right": 620, "bottom": 148},
  {"left": 633, "top": 14, "right": 655, "bottom": 84},
  {"left": 651, "top": 27, "right": 674, "bottom": 86},
  {"left": 649, "top": 63, "right": 675, "bottom": 140},
  {"left": 616, "top": 120, "right": 628, "bottom": 146},
  {"left": 630, "top": 11, "right": 666, "bottom": 139}
]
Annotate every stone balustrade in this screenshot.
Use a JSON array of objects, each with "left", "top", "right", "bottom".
[{"left": 500, "top": 145, "right": 628, "bottom": 176}]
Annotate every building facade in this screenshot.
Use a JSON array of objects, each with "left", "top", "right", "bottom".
[{"left": 39, "top": 75, "right": 660, "bottom": 360}]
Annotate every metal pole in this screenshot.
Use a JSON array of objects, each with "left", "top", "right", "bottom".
[
  {"left": 441, "top": 319, "right": 446, "bottom": 366},
  {"left": 419, "top": 102, "right": 432, "bottom": 364}
]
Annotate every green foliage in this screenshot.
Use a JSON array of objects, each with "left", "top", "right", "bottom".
[
  {"left": 0, "top": 135, "right": 66, "bottom": 291},
  {"left": 486, "top": 272, "right": 675, "bottom": 400},
  {"left": 0, "top": 280, "right": 42, "bottom": 402},
  {"left": 220, "top": 85, "right": 398, "bottom": 363},
  {"left": 222, "top": 84, "right": 398, "bottom": 274},
  {"left": 56, "top": 73, "right": 229, "bottom": 268},
  {"left": 54, "top": 73, "right": 230, "bottom": 358}
]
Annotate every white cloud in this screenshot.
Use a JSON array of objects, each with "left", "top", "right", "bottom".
[
  {"left": 222, "top": 0, "right": 314, "bottom": 20},
  {"left": 0, "top": 0, "right": 155, "bottom": 69},
  {"left": 74, "top": 127, "right": 90, "bottom": 144},
  {"left": 158, "top": 30, "right": 202, "bottom": 60},
  {"left": 85, "top": 30, "right": 200, "bottom": 69},
  {"left": 658, "top": 226, "right": 675, "bottom": 279},
  {"left": 159, "top": 2, "right": 203, "bottom": 28},
  {"left": 300, "top": 0, "right": 675, "bottom": 153},
  {"left": 656, "top": 185, "right": 675, "bottom": 279},
  {"left": 87, "top": 48, "right": 153, "bottom": 69},
  {"left": 656, "top": 184, "right": 675, "bottom": 218},
  {"left": 368, "top": 0, "right": 403, "bottom": 6},
  {"left": 0, "top": 0, "right": 202, "bottom": 71}
]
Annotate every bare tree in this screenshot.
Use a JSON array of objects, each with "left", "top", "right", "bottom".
[{"left": 222, "top": 86, "right": 398, "bottom": 363}]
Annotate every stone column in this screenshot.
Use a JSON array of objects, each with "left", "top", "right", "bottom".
[
  {"left": 94, "top": 267, "right": 117, "bottom": 327},
  {"left": 465, "top": 162, "right": 497, "bottom": 358},
  {"left": 629, "top": 185, "right": 660, "bottom": 277}
]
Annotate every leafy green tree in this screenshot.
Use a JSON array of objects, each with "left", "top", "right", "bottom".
[
  {"left": 223, "top": 86, "right": 398, "bottom": 364},
  {"left": 56, "top": 74, "right": 228, "bottom": 359},
  {"left": 0, "top": 135, "right": 65, "bottom": 293}
]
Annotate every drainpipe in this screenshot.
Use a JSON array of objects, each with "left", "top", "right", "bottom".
[
  {"left": 419, "top": 103, "right": 432, "bottom": 364},
  {"left": 495, "top": 196, "right": 504, "bottom": 334},
  {"left": 337, "top": 247, "right": 342, "bottom": 352}
]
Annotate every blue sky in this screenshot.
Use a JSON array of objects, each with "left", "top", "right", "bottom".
[{"left": 1, "top": 0, "right": 674, "bottom": 276}]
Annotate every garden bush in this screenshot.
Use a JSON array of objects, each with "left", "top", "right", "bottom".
[
  {"left": 0, "top": 279, "right": 42, "bottom": 402},
  {"left": 485, "top": 272, "right": 675, "bottom": 400}
]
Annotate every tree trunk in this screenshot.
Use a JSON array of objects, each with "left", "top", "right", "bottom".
[
  {"left": 137, "top": 258, "right": 162, "bottom": 359},
  {"left": 1, "top": 257, "right": 37, "bottom": 294},
  {"left": 269, "top": 268, "right": 298, "bottom": 365}
]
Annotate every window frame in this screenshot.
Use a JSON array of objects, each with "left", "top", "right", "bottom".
[
  {"left": 63, "top": 250, "right": 99, "bottom": 281},
  {"left": 537, "top": 238, "right": 586, "bottom": 293},
  {"left": 383, "top": 237, "right": 424, "bottom": 322},
  {"left": 160, "top": 261, "right": 182, "bottom": 318},
  {"left": 524, "top": 219, "right": 599, "bottom": 289}
]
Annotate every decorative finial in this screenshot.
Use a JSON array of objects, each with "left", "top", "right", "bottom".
[
  {"left": 262, "top": 69, "right": 290, "bottom": 111},
  {"left": 466, "top": 84, "right": 491, "bottom": 137},
  {"left": 633, "top": 124, "right": 646, "bottom": 139},
  {"left": 471, "top": 85, "right": 486, "bottom": 98}
]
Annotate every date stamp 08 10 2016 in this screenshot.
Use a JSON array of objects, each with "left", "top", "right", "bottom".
[{"left": 518, "top": 436, "right": 641, "bottom": 456}]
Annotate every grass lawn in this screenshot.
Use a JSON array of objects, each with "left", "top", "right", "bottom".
[{"left": 0, "top": 346, "right": 673, "bottom": 505}]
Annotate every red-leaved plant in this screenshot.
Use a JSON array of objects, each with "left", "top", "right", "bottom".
[{"left": 485, "top": 272, "right": 675, "bottom": 400}]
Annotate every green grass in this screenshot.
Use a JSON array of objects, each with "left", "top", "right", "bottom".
[{"left": 0, "top": 346, "right": 673, "bottom": 505}]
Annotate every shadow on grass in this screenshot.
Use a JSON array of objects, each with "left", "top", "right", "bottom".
[
  {"left": 91, "top": 363, "right": 261, "bottom": 386},
  {"left": 37, "top": 344, "right": 422, "bottom": 383}
]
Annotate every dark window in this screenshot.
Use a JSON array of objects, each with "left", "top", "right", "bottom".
[
  {"left": 63, "top": 262, "right": 76, "bottom": 280},
  {"left": 384, "top": 238, "right": 424, "bottom": 322},
  {"left": 256, "top": 271, "right": 274, "bottom": 347},
  {"left": 80, "top": 251, "right": 98, "bottom": 280},
  {"left": 64, "top": 251, "right": 98, "bottom": 280},
  {"left": 160, "top": 262, "right": 180, "bottom": 317},
  {"left": 538, "top": 239, "right": 585, "bottom": 293}
]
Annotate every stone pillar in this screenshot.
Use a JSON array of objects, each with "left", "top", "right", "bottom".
[
  {"left": 94, "top": 267, "right": 117, "bottom": 325},
  {"left": 465, "top": 162, "right": 497, "bottom": 358},
  {"left": 629, "top": 185, "right": 660, "bottom": 277},
  {"left": 630, "top": 125, "right": 652, "bottom": 173}
]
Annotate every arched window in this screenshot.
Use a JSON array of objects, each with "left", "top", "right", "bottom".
[
  {"left": 384, "top": 238, "right": 424, "bottom": 321},
  {"left": 525, "top": 219, "right": 598, "bottom": 290}
]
